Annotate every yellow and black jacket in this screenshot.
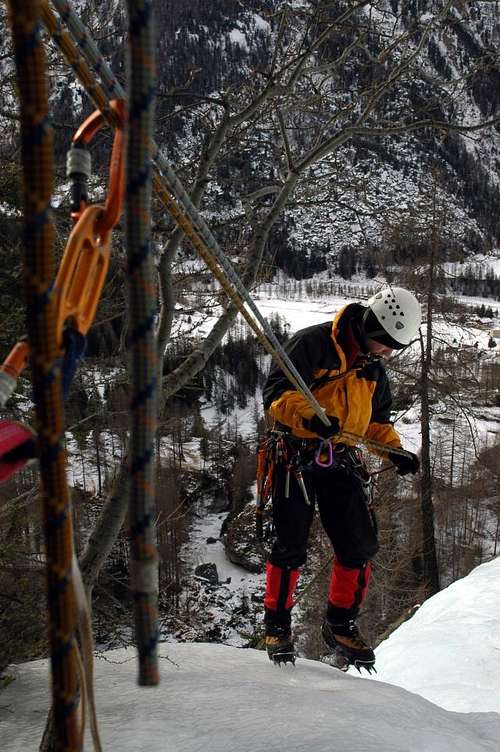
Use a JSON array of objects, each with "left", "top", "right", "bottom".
[{"left": 263, "top": 303, "right": 402, "bottom": 450}]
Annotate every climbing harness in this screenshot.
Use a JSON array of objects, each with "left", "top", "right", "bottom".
[
  {"left": 255, "top": 431, "right": 317, "bottom": 539},
  {"left": 255, "top": 425, "right": 393, "bottom": 538}
]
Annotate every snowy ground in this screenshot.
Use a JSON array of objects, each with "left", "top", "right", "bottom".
[
  {"left": 369, "top": 557, "right": 500, "bottom": 713},
  {"left": 2, "top": 558, "right": 500, "bottom": 752}
]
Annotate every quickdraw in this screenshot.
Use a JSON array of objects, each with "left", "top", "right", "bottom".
[{"left": 0, "top": 100, "right": 126, "bottom": 483}]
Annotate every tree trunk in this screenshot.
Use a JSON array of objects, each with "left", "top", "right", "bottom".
[
  {"left": 79, "top": 454, "right": 130, "bottom": 599},
  {"left": 419, "top": 243, "right": 440, "bottom": 596}
]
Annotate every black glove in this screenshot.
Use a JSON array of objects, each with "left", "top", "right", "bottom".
[
  {"left": 302, "top": 414, "right": 340, "bottom": 439},
  {"left": 388, "top": 450, "right": 420, "bottom": 476}
]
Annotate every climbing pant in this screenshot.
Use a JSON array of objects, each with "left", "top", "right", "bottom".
[{"left": 264, "top": 451, "right": 378, "bottom": 631}]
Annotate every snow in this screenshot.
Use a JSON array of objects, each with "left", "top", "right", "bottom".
[
  {"left": 253, "top": 295, "right": 348, "bottom": 328},
  {"left": 228, "top": 29, "right": 247, "bottom": 49},
  {"left": 252, "top": 13, "right": 270, "bottom": 33},
  {"left": 2, "top": 558, "right": 500, "bottom": 751},
  {"left": 370, "top": 557, "right": 500, "bottom": 714},
  {"left": 184, "top": 505, "right": 255, "bottom": 585}
]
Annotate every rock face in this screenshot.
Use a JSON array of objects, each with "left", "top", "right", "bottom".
[{"left": 223, "top": 502, "right": 270, "bottom": 574}]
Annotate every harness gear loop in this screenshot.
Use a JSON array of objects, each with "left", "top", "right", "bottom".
[{"left": 255, "top": 434, "right": 277, "bottom": 540}]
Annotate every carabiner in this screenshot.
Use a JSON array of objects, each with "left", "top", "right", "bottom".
[
  {"left": 55, "top": 99, "right": 126, "bottom": 341},
  {"left": 315, "top": 439, "right": 333, "bottom": 468},
  {"left": 70, "top": 98, "right": 126, "bottom": 237}
]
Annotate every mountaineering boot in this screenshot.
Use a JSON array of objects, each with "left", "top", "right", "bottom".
[
  {"left": 322, "top": 618, "right": 375, "bottom": 673},
  {"left": 265, "top": 626, "right": 296, "bottom": 666}
]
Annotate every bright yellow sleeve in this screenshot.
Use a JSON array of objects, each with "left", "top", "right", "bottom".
[
  {"left": 365, "top": 421, "right": 401, "bottom": 456},
  {"left": 268, "top": 390, "right": 316, "bottom": 433}
]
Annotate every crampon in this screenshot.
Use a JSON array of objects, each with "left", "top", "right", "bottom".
[
  {"left": 321, "top": 646, "right": 376, "bottom": 674},
  {"left": 265, "top": 635, "right": 296, "bottom": 666},
  {"left": 321, "top": 619, "right": 376, "bottom": 674}
]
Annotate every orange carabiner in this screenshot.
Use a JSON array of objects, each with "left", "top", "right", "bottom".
[
  {"left": 71, "top": 98, "right": 126, "bottom": 237},
  {"left": 54, "top": 205, "right": 112, "bottom": 340},
  {"left": 55, "top": 99, "right": 126, "bottom": 340}
]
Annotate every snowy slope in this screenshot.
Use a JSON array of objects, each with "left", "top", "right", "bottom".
[
  {"left": 370, "top": 556, "right": 500, "bottom": 713},
  {"left": 2, "top": 558, "right": 500, "bottom": 752},
  {"left": 3, "top": 642, "right": 500, "bottom": 752}
]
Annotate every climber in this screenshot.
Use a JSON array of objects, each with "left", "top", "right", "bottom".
[{"left": 262, "top": 287, "right": 421, "bottom": 671}]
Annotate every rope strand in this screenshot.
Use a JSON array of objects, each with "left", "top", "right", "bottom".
[
  {"left": 7, "top": 2, "right": 81, "bottom": 749},
  {"left": 126, "top": 0, "right": 160, "bottom": 687}
]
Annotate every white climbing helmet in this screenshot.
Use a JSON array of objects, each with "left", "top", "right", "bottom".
[{"left": 363, "top": 287, "right": 422, "bottom": 348}]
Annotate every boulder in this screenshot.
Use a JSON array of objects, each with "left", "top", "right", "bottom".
[
  {"left": 223, "top": 502, "right": 269, "bottom": 574},
  {"left": 194, "top": 562, "right": 219, "bottom": 585}
]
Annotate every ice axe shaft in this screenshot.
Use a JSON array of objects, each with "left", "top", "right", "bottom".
[{"left": 338, "top": 430, "right": 416, "bottom": 460}]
